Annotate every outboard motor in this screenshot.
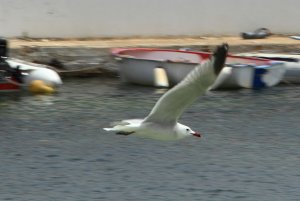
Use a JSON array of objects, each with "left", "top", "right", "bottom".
[
  {"left": 0, "top": 38, "right": 8, "bottom": 58},
  {"left": 0, "top": 39, "right": 12, "bottom": 74}
]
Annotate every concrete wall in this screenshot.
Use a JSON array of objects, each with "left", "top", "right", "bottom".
[{"left": 1, "top": 0, "right": 299, "bottom": 38}]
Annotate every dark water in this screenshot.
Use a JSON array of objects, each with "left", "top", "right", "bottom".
[{"left": 0, "top": 78, "right": 299, "bottom": 201}]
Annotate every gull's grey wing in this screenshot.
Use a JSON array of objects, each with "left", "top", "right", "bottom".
[{"left": 143, "top": 44, "right": 228, "bottom": 125}]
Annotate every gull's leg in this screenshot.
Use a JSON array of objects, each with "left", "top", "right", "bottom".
[{"left": 116, "top": 131, "right": 135, "bottom": 136}]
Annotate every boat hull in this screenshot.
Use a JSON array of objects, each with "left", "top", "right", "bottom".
[
  {"left": 120, "top": 58, "right": 196, "bottom": 86},
  {"left": 113, "top": 48, "right": 286, "bottom": 89},
  {"left": 0, "top": 77, "right": 20, "bottom": 92}
]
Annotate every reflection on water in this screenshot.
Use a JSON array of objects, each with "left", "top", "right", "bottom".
[{"left": 0, "top": 78, "right": 299, "bottom": 201}]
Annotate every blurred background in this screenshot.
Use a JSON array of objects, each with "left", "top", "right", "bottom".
[{"left": 1, "top": 0, "right": 300, "bottom": 38}]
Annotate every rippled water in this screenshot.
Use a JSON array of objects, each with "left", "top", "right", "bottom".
[{"left": 0, "top": 78, "right": 299, "bottom": 201}]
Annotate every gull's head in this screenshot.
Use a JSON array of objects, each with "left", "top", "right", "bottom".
[{"left": 177, "top": 124, "right": 201, "bottom": 139}]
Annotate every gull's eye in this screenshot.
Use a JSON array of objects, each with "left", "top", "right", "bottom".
[{"left": 186, "top": 128, "right": 189, "bottom": 131}]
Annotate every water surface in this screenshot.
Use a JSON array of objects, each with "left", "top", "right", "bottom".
[{"left": 0, "top": 78, "right": 299, "bottom": 201}]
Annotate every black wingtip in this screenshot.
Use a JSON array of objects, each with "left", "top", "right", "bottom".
[{"left": 213, "top": 43, "right": 229, "bottom": 75}]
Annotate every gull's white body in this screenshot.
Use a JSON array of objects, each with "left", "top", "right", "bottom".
[
  {"left": 105, "top": 119, "right": 193, "bottom": 140},
  {"left": 104, "top": 44, "right": 228, "bottom": 140}
]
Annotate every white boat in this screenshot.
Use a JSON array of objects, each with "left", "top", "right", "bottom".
[
  {"left": 0, "top": 58, "right": 63, "bottom": 93},
  {"left": 236, "top": 52, "right": 300, "bottom": 84},
  {"left": 112, "top": 48, "right": 285, "bottom": 90},
  {"left": 0, "top": 38, "right": 62, "bottom": 93}
]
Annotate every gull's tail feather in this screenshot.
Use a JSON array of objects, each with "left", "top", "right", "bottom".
[
  {"left": 103, "top": 121, "right": 127, "bottom": 131},
  {"left": 213, "top": 43, "right": 228, "bottom": 75},
  {"left": 103, "top": 127, "right": 114, "bottom": 131},
  {"left": 103, "top": 119, "right": 143, "bottom": 133}
]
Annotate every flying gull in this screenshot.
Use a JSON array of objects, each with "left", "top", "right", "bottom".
[{"left": 104, "top": 44, "right": 228, "bottom": 140}]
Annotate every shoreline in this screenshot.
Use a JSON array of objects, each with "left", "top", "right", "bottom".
[
  {"left": 8, "top": 35, "right": 300, "bottom": 49},
  {"left": 7, "top": 36, "right": 300, "bottom": 77}
]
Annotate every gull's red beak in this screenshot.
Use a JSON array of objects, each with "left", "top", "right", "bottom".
[{"left": 192, "top": 132, "right": 201, "bottom": 138}]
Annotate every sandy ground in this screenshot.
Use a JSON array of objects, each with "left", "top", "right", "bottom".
[{"left": 8, "top": 36, "right": 300, "bottom": 50}]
